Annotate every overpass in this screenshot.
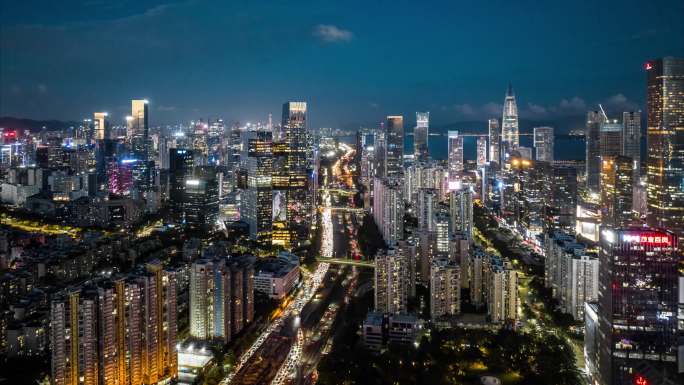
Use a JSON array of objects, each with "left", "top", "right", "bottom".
[
  {"left": 319, "top": 206, "right": 365, "bottom": 214},
  {"left": 316, "top": 257, "right": 374, "bottom": 268}
]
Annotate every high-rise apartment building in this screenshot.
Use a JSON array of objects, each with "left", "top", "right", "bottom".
[
  {"left": 549, "top": 166, "right": 578, "bottom": 232},
  {"left": 51, "top": 263, "right": 178, "bottom": 385},
  {"left": 374, "top": 247, "right": 411, "bottom": 314},
  {"left": 373, "top": 177, "right": 404, "bottom": 246},
  {"left": 488, "top": 119, "right": 501, "bottom": 165},
  {"left": 449, "top": 188, "right": 473, "bottom": 240},
  {"left": 414, "top": 112, "right": 429, "bottom": 162},
  {"left": 596, "top": 228, "right": 680, "bottom": 385},
  {"left": 646, "top": 57, "right": 684, "bottom": 245},
  {"left": 385, "top": 116, "right": 404, "bottom": 180},
  {"left": 417, "top": 188, "right": 437, "bottom": 231},
  {"left": 486, "top": 258, "right": 518, "bottom": 323},
  {"left": 429, "top": 258, "right": 461, "bottom": 320},
  {"left": 533, "top": 126, "right": 554, "bottom": 162},
  {"left": 447, "top": 131, "right": 464, "bottom": 180},
  {"left": 189, "top": 259, "right": 231, "bottom": 343},
  {"left": 501, "top": 83, "right": 519, "bottom": 150}
]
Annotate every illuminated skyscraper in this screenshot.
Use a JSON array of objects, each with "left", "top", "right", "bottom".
[
  {"left": 476, "top": 136, "right": 487, "bottom": 168},
  {"left": 183, "top": 167, "right": 219, "bottom": 231},
  {"left": 621, "top": 111, "right": 641, "bottom": 179},
  {"left": 128, "top": 99, "right": 151, "bottom": 192},
  {"left": 447, "top": 131, "right": 463, "bottom": 180},
  {"left": 599, "top": 120, "right": 623, "bottom": 160},
  {"left": 501, "top": 83, "right": 519, "bottom": 150},
  {"left": 600, "top": 156, "right": 633, "bottom": 227},
  {"left": 488, "top": 118, "right": 501, "bottom": 165},
  {"left": 385, "top": 115, "right": 404, "bottom": 179},
  {"left": 169, "top": 149, "right": 194, "bottom": 223},
  {"left": 586, "top": 110, "right": 606, "bottom": 192},
  {"left": 373, "top": 177, "right": 404, "bottom": 246},
  {"left": 597, "top": 228, "right": 680, "bottom": 385},
  {"left": 533, "top": 126, "right": 554, "bottom": 162},
  {"left": 241, "top": 130, "right": 273, "bottom": 245},
  {"left": 414, "top": 112, "right": 429, "bottom": 162},
  {"left": 93, "top": 112, "right": 109, "bottom": 141},
  {"left": 279, "top": 101, "right": 311, "bottom": 245},
  {"left": 646, "top": 57, "right": 684, "bottom": 243}
]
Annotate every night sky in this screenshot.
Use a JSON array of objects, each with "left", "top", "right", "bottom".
[{"left": 1, "top": 0, "right": 683, "bottom": 129}]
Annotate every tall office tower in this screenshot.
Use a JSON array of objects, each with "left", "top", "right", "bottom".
[
  {"left": 646, "top": 57, "right": 684, "bottom": 245},
  {"left": 51, "top": 265, "right": 178, "bottom": 385},
  {"left": 183, "top": 167, "right": 219, "bottom": 231},
  {"left": 93, "top": 112, "right": 112, "bottom": 190},
  {"left": 207, "top": 118, "right": 224, "bottom": 163},
  {"left": 280, "top": 101, "right": 311, "bottom": 244},
  {"left": 169, "top": 149, "right": 194, "bottom": 223},
  {"left": 533, "top": 126, "right": 554, "bottom": 162},
  {"left": 487, "top": 258, "right": 518, "bottom": 323},
  {"left": 600, "top": 156, "right": 633, "bottom": 227},
  {"left": 488, "top": 119, "right": 501, "bottom": 165},
  {"left": 599, "top": 119, "right": 623, "bottom": 159},
  {"left": 476, "top": 136, "right": 487, "bottom": 168},
  {"left": 374, "top": 129, "right": 386, "bottom": 179},
  {"left": 501, "top": 83, "right": 519, "bottom": 150},
  {"left": 414, "top": 112, "right": 429, "bottom": 162},
  {"left": 374, "top": 247, "right": 410, "bottom": 314},
  {"left": 433, "top": 211, "right": 450, "bottom": 255},
  {"left": 93, "top": 112, "right": 109, "bottom": 141},
  {"left": 550, "top": 166, "right": 578, "bottom": 232},
  {"left": 429, "top": 258, "right": 461, "bottom": 320},
  {"left": 128, "top": 99, "right": 151, "bottom": 191},
  {"left": 449, "top": 188, "right": 473, "bottom": 240},
  {"left": 384, "top": 115, "right": 404, "bottom": 180},
  {"left": 417, "top": 188, "right": 437, "bottom": 231},
  {"left": 596, "top": 228, "right": 680, "bottom": 385},
  {"left": 189, "top": 259, "right": 231, "bottom": 343},
  {"left": 447, "top": 131, "right": 464, "bottom": 180},
  {"left": 372, "top": 177, "right": 404, "bottom": 246},
  {"left": 622, "top": 111, "right": 641, "bottom": 179},
  {"left": 586, "top": 110, "right": 606, "bottom": 192},
  {"left": 241, "top": 130, "right": 273, "bottom": 245}
]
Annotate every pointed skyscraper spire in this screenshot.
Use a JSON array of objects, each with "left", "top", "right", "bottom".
[{"left": 506, "top": 81, "right": 514, "bottom": 97}]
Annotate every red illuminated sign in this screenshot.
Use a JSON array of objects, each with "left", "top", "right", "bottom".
[
  {"left": 634, "top": 375, "right": 648, "bottom": 385},
  {"left": 622, "top": 233, "right": 671, "bottom": 246},
  {"left": 644, "top": 62, "right": 653, "bottom": 71}
]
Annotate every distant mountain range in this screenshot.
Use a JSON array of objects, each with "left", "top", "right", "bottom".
[{"left": 0, "top": 117, "right": 81, "bottom": 132}]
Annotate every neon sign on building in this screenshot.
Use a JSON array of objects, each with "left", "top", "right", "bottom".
[{"left": 621, "top": 233, "right": 671, "bottom": 246}]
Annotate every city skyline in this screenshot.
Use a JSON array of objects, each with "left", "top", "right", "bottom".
[{"left": 1, "top": 1, "right": 683, "bottom": 128}]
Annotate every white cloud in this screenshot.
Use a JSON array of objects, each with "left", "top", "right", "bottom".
[{"left": 313, "top": 24, "right": 353, "bottom": 43}]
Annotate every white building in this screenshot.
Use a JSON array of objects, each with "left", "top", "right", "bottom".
[
  {"left": 486, "top": 259, "right": 518, "bottom": 323},
  {"left": 449, "top": 188, "right": 473, "bottom": 240},
  {"left": 253, "top": 258, "right": 300, "bottom": 300}
]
